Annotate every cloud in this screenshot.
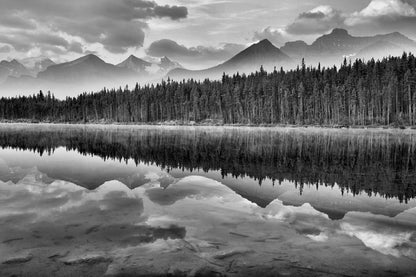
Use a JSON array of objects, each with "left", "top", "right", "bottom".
[
  {"left": 348, "top": 0, "right": 416, "bottom": 22},
  {"left": 253, "top": 27, "right": 287, "bottom": 46},
  {"left": 29, "top": 33, "right": 70, "bottom": 48},
  {"left": 0, "top": 45, "right": 11, "bottom": 53},
  {"left": 0, "top": 0, "right": 188, "bottom": 56},
  {"left": 68, "top": 42, "right": 84, "bottom": 54},
  {"left": 154, "top": 5, "right": 188, "bottom": 20},
  {"left": 341, "top": 222, "right": 413, "bottom": 257},
  {"left": 340, "top": 211, "right": 416, "bottom": 259},
  {"left": 0, "top": 14, "right": 37, "bottom": 30},
  {"left": 345, "top": 0, "right": 416, "bottom": 34},
  {"left": 147, "top": 39, "right": 197, "bottom": 57},
  {"left": 147, "top": 39, "right": 245, "bottom": 64},
  {"left": 0, "top": 34, "right": 30, "bottom": 52},
  {"left": 0, "top": 31, "right": 73, "bottom": 53},
  {"left": 286, "top": 5, "right": 345, "bottom": 35}
]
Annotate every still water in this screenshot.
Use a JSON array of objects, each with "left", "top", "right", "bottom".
[{"left": 0, "top": 123, "right": 415, "bottom": 276}]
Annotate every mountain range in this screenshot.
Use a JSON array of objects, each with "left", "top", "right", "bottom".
[
  {"left": 281, "top": 28, "right": 416, "bottom": 64},
  {"left": 1, "top": 28, "right": 415, "bottom": 97},
  {"left": 0, "top": 54, "right": 183, "bottom": 97},
  {"left": 170, "top": 28, "right": 416, "bottom": 80},
  {"left": 168, "top": 39, "right": 292, "bottom": 80},
  {"left": 0, "top": 59, "right": 32, "bottom": 83},
  {"left": 38, "top": 54, "right": 136, "bottom": 83}
]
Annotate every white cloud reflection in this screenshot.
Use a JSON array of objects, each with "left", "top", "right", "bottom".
[{"left": 0, "top": 160, "right": 415, "bottom": 274}]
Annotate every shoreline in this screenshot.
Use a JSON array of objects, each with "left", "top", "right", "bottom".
[{"left": 1, "top": 120, "right": 416, "bottom": 132}]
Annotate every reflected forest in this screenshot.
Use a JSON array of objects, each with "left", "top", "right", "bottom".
[{"left": 1, "top": 125, "right": 415, "bottom": 202}]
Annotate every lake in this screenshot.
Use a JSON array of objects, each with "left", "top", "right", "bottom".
[{"left": 0, "top": 123, "right": 415, "bottom": 276}]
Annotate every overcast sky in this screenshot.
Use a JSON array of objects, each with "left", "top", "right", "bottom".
[{"left": 1, "top": 0, "right": 416, "bottom": 69}]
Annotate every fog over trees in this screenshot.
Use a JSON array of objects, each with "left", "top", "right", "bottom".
[{"left": 1, "top": 53, "right": 416, "bottom": 126}]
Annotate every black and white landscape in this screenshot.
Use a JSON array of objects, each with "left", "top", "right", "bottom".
[
  {"left": 1, "top": 1, "right": 416, "bottom": 276},
  {"left": 2, "top": 28, "right": 416, "bottom": 98}
]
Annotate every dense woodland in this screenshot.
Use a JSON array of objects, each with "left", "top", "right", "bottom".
[
  {"left": 0, "top": 125, "right": 415, "bottom": 202},
  {"left": 1, "top": 53, "right": 416, "bottom": 125}
]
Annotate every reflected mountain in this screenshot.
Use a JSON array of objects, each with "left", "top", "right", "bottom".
[{"left": 2, "top": 168, "right": 415, "bottom": 276}]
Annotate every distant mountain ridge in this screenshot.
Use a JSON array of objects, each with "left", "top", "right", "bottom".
[
  {"left": 0, "top": 59, "right": 31, "bottom": 82},
  {"left": 19, "top": 56, "right": 56, "bottom": 75},
  {"left": 117, "top": 55, "right": 152, "bottom": 74},
  {"left": 221, "top": 39, "right": 291, "bottom": 69},
  {"left": 38, "top": 54, "right": 135, "bottom": 83},
  {"left": 168, "top": 29, "right": 416, "bottom": 81},
  {"left": 117, "top": 55, "right": 182, "bottom": 76},
  {"left": 281, "top": 28, "right": 416, "bottom": 63},
  {"left": 168, "top": 39, "right": 292, "bottom": 80},
  {"left": 0, "top": 53, "right": 183, "bottom": 97},
  {"left": 1, "top": 28, "right": 415, "bottom": 96},
  {"left": 0, "top": 56, "right": 56, "bottom": 84},
  {"left": 159, "top": 56, "right": 183, "bottom": 72}
]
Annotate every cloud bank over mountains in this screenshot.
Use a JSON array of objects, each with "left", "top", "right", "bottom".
[
  {"left": 1, "top": 0, "right": 416, "bottom": 69},
  {"left": 254, "top": 0, "right": 416, "bottom": 46},
  {"left": 146, "top": 39, "right": 245, "bottom": 68}
]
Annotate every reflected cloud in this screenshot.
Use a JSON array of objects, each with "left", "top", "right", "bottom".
[
  {"left": 306, "top": 232, "right": 329, "bottom": 242},
  {"left": 2, "top": 163, "right": 415, "bottom": 261},
  {"left": 263, "top": 200, "right": 329, "bottom": 222},
  {"left": 341, "top": 222, "right": 413, "bottom": 257},
  {"left": 0, "top": 127, "right": 416, "bottom": 276},
  {"left": 0, "top": 147, "right": 167, "bottom": 190},
  {"left": 0, "top": 171, "right": 144, "bottom": 220},
  {"left": 143, "top": 175, "right": 256, "bottom": 209},
  {"left": 0, "top": 167, "right": 187, "bottom": 267},
  {"left": 340, "top": 212, "right": 416, "bottom": 259}
]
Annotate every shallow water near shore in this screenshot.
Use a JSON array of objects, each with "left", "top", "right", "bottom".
[{"left": 0, "top": 123, "right": 416, "bottom": 276}]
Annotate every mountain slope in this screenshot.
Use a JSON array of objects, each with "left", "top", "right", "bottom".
[
  {"left": 159, "top": 56, "right": 182, "bottom": 72},
  {"left": 310, "top": 28, "right": 364, "bottom": 54},
  {"left": 1, "top": 54, "right": 183, "bottom": 97},
  {"left": 282, "top": 28, "right": 416, "bottom": 65},
  {"left": 357, "top": 40, "right": 405, "bottom": 60},
  {"left": 310, "top": 28, "right": 416, "bottom": 54},
  {"left": 168, "top": 39, "right": 292, "bottom": 80},
  {"left": 0, "top": 59, "right": 31, "bottom": 83},
  {"left": 280, "top": 40, "right": 309, "bottom": 60},
  {"left": 19, "top": 56, "right": 56, "bottom": 75},
  {"left": 374, "top": 32, "right": 416, "bottom": 49},
  {"left": 38, "top": 54, "right": 135, "bottom": 83},
  {"left": 221, "top": 39, "right": 291, "bottom": 69},
  {"left": 34, "top": 58, "right": 55, "bottom": 75},
  {"left": 117, "top": 55, "right": 152, "bottom": 74}
]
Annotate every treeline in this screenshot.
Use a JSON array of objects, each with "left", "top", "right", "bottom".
[{"left": 1, "top": 53, "right": 416, "bottom": 125}]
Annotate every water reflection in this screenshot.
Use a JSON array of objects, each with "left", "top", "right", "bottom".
[
  {"left": 0, "top": 124, "right": 415, "bottom": 201},
  {"left": 0, "top": 124, "right": 416, "bottom": 276}
]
